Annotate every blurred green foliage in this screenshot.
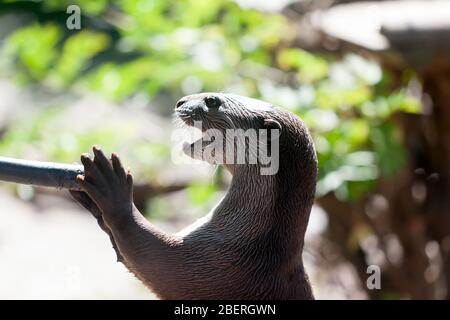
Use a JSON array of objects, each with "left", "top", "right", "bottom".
[
  {"left": 0, "top": 105, "right": 171, "bottom": 181},
  {"left": 0, "top": 0, "right": 421, "bottom": 205}
]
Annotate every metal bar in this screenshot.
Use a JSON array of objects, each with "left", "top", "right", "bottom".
[{"left": 0, "top": 156, "right": 84, "bottom": 190}]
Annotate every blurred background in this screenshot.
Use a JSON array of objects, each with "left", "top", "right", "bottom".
[{"left": 0, "top": 0, "right": 449, "bottom": 299}]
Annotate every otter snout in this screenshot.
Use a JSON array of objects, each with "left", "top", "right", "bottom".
[
  {"left": 175, "top": 97, "right": 208, "bottom": 118},
  {"left": 176, "top": 94, "right": 222, "bottom": 113}
]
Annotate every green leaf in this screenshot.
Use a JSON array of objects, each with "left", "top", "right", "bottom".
[
  {"left": 277, "top": 49, "right": 328, "bottom": 82},
  {"left": 370, "top": 122, "right": 406, "bottom": 177},
  {"left": 51, "top": 31, "right": 110, "bottom": 86},
  {"left": 3, "top": 23, "right": 61, "bottom": 80}
]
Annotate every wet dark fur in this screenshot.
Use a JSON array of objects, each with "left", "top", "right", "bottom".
[{"left": 73, "top": 93, "right": 318, "bottom": 300}]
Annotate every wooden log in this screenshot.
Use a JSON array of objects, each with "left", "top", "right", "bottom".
[{"left": 0, "top": 156, "right": 83, "bottom": 190}]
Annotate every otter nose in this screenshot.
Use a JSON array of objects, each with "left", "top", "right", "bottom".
[
  {"left": 175, "top": 98, "right": 187, "bottom": 109},
  {"left": 175, "top": 98, "right": 207, "bottom": 115}
]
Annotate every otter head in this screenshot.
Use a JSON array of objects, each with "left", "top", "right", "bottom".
[{"left": 175, "top": 92, "right": 316, "bottom": 178}]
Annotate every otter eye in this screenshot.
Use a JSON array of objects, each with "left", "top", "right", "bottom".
[{"left": 204, "top": 96, "right": 222, "bottom": 109}]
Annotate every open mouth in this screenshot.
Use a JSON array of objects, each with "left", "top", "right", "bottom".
[
  {"left": 182, "top": 137, "right": 213, "bottom": 157},
  {"left": 176, "top": 112, "right": 215, "bottom": 158}
]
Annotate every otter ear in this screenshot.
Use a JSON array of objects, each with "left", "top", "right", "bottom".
[
  {"left": 263, "top": 119, "right": 281, "bottom": 141},
  {"left": 263, "top": 119, "right": 281, "bottom": 131}
]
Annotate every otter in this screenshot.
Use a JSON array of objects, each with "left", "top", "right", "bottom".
[{"left": 70, "top": 93, "right": 318, "bottom": 299}]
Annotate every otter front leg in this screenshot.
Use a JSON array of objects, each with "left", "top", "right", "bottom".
[{"left": 70, "top": 147, "right": 183, "bottom": 297}]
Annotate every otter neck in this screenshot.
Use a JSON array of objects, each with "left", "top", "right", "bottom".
[{"left": 210, "top": 162, "right": 314, "bottom": 252}]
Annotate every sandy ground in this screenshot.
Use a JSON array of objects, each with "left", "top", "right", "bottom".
[{"left": 0, "top": 188, "right": 155, "bottom": 299}]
